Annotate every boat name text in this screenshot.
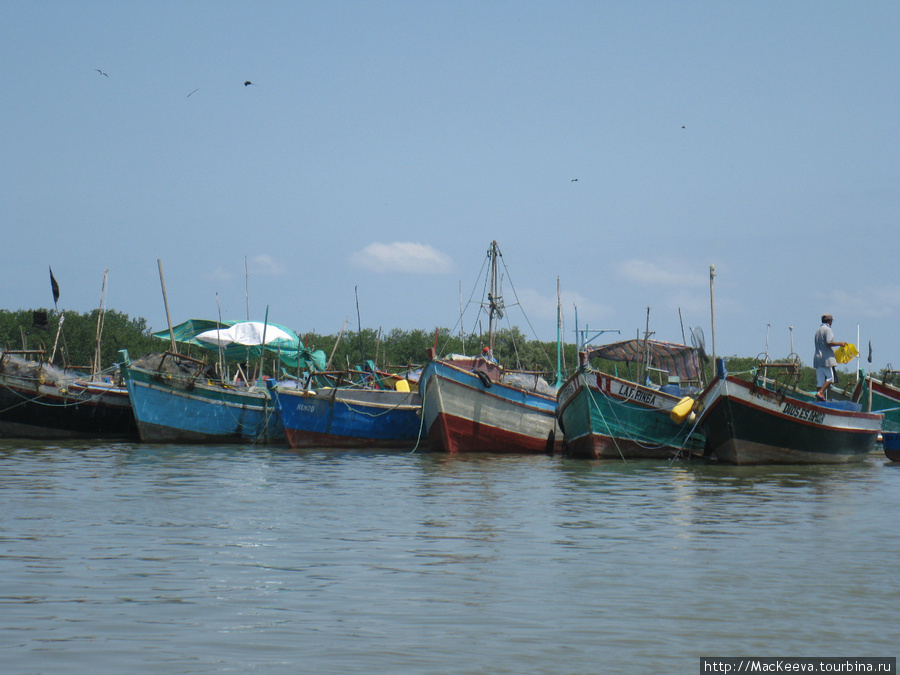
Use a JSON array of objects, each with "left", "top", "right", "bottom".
[
  {"left": 782, "top": 402, "right": 825, "bottom": 425},
  {"left": 617, "top": 384, "right": 658, "bottom": 407}
]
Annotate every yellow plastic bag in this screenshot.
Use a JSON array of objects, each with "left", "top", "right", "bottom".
[{"left": 835, "top": 343, "right": 859, "bottom": 364}]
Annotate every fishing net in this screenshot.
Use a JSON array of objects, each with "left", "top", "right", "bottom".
[
  {"left": 0, "top": 351, "right": 81, "bottom": 386},
  {"left": 131, "top": 353, "right": 216, "bottom": 379},
  {"left": 501, "top": 371, "right": 556, "bottom": 395}
]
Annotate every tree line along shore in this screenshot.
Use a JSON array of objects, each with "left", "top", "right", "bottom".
[{"left": 0, "top": 308, "right": 866, "bottom": 396}]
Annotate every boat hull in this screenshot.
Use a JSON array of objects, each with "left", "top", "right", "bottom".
[
  {"left": 0, "top": 376, "right": 136, "bottom": 440},
  {"left": 557, "top": 371, "right": 704, "bottom": 459},
  {"left": 697, "top": 376, "right": 882, "bottom": 464},
  {"left": 883, "top": 432, "right": 900, "bottom": 462},
  {"left": 121, "top": 356, "right": 281, "bottom": 444},
  {"left": 421, "top": 359, "right": 563, "bottom": 454},
  {"left": 274, "top": 386, "right": 422, "bottom": 449},
  {"left": 853, "top": 376, "right": 900, "bottom": 433}
]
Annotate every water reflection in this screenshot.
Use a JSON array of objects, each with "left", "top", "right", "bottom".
[{"left": 1, "top": 441, "right": 898, "bottom": 673}]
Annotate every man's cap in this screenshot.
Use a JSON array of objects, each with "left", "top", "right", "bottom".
[{"left": 822, "top": 313, "right": 833, "bottom": 322}]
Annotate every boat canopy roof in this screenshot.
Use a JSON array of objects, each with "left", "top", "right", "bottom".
[
  {"left": 585, "top": 339, "right": 700, "bottom": 380},
  {"left": 152, "top": 319, "right": 326, "bottom": 371}
]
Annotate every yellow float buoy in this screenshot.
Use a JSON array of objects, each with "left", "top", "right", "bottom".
[{"left": 670, "top": 396, "right": 695, "bottom": 423}]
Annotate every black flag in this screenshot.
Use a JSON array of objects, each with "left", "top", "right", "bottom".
[
  {"left": 868, "top": 340, "right": 873, "bottom": 364},
  {"left": 49, "top": 266, "right": 60, "bottom": 305},
  {"left": 33, "top": 310, "right": 50, "bottom": 329}
]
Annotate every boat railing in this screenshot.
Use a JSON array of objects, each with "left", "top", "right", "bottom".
[
  {"left": 581, "top": 352, "right": 703, "bottom": 394},
  {"left": 752, "top": 360, "right": 801, "bottom": 401},
  {"left": 1, "top": 349, "right": 47, "bottom": 361},
  {"left": 880, "top": 368, "right": 900, "bottom": 387}
]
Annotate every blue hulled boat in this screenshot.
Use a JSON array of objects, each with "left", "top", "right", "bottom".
[{"left": 272, "top": 377, "right": 422, "bottom": 449}]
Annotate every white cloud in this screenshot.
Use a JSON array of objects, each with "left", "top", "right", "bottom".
[
  {"left": 616, "top": 259, "right": 707, "bottom": 287},
  {"left": 349, "top": 242, "right": 454, "bottom": 274},
  {"left": 249, "top": 254, "right": 285, "bottom": 275},
  {"left": 511, "top": 287, "right": 613, "bottom": 324},
  {"left": 205, "top": 267, "right": 232, "bottom": 283},
  {"left": 828, "top": 285, "right": 900, "bottom": 319}
]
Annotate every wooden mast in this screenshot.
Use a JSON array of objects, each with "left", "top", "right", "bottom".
[
  {"left": 487, "top": 240, "right": 500, "bottom": 355},
  {"left": 92, "top": 269, "right": 109, "bottom": 378},
  {"left": 158, "top": 259, "right": 177, "bottom": 354}
]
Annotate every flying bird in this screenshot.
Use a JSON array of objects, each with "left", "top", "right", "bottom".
[
  {"left": 187, "top": 88, "right": 199, "bottom": 97},
  {"left": 244, "top": 80, "right": 254, "bottom": 86},
  {"left": 571, "top": 178, "right": 578, "bottom": 182},
  {"left": 96, "top": 69, "right": 108, "bottom": 77}
]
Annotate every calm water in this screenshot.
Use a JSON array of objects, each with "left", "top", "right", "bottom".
[{"left": 1, "top": 441, "right": 898, "bottom": 674}]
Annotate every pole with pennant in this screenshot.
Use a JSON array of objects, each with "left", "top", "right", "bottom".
[{"left": 49, "top": 267, "right": 63, "bottom": 364}]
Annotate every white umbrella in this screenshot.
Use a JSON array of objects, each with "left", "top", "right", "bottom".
[{"left": 196, "top": 321, "right": 295, "bottom": 347}]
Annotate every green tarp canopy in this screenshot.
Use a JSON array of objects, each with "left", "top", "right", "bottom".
[{"left": 152, "top": 319, "right": 326, "bottom": 371}]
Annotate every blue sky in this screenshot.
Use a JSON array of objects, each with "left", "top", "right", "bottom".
[{"left": 3, "top": 2, "right": 898, "bottom": 370}]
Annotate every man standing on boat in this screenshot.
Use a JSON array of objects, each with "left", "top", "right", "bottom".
[{"left": 814, "top": 314, "right": 847, "bottom": 401}]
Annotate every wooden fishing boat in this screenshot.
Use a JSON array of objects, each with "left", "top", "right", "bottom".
[
  {"left": 0, "top": 349, "right": 137, "bottom": 440},
  {"left": 882, "top": 432, "right": 900, "bottom": 462},
  {"left": 421, "top": 353, "right": 562, "bottom": 453},
  {"left": 557, "top": 339, "right": 706, "bottom": 459},
  {"left": 840, "top": 367, "right": 900, "bottom": 460},
  {"left": 272, "top": 374, "right": 422, "bottom": 449},
  {"left": 881, "top": 431, "right": 900, "bottom": 462},
  {"left": 849, "top": 370, "right": 900, "bottom": 433},
  {"left": 695, "top": 359, "right": 882, "bottom": 464},
  {"left": 118, "top": 318, "right": 322, "bottom": 444},
  {"left": 419, "top": 241, "right": 563, "bottom": 454},
  {"left": 119, "top": 349, "right": 283, "bottom": 444}
]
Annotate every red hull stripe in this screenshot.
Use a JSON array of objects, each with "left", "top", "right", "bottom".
[{"left": 429, "top": 412, "right": 561, "bottom": 454}]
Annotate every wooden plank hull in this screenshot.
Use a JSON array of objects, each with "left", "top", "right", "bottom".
[
  {"left": 853, "top": 376, "right": 900, "bottom": 433},
  {"left": 420, "top": 359, "right": 563, "bottom": 454},
  {"left": 121, "top": 355, "right": 282, "bottom": 444},
  {"left": 557, "top": 371, "right": 704, "bottom": 459},
  {"left": 697, "top": 375, "right": 882, "bottom": 464},
  {"left": 273, "top": 386, "right": 422, "bottom": 449},
  {"left": 0, "top": 370, "right": 136, "bottom": 440},
  {"left": 883, "top": 432, "right": 900, "bottom": 462}
]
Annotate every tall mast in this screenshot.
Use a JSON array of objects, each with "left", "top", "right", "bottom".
[
  {"left": 642, "top": 306, "right": 652, "bottom": 384},
  {"left": 555, "top": 276, "right": 563, "bottom": 388},
  {"left": 158, "top": 259, "right": 177, "bottom": 354},
  {"left": 92, "top": 269, "right": 109, "bottom": 378},
  {"left": 709, "top": 264, "right": 717, "bottom": 366},
  {"left": 487, "top": 241, "right": 500, "bottom": 354}
]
